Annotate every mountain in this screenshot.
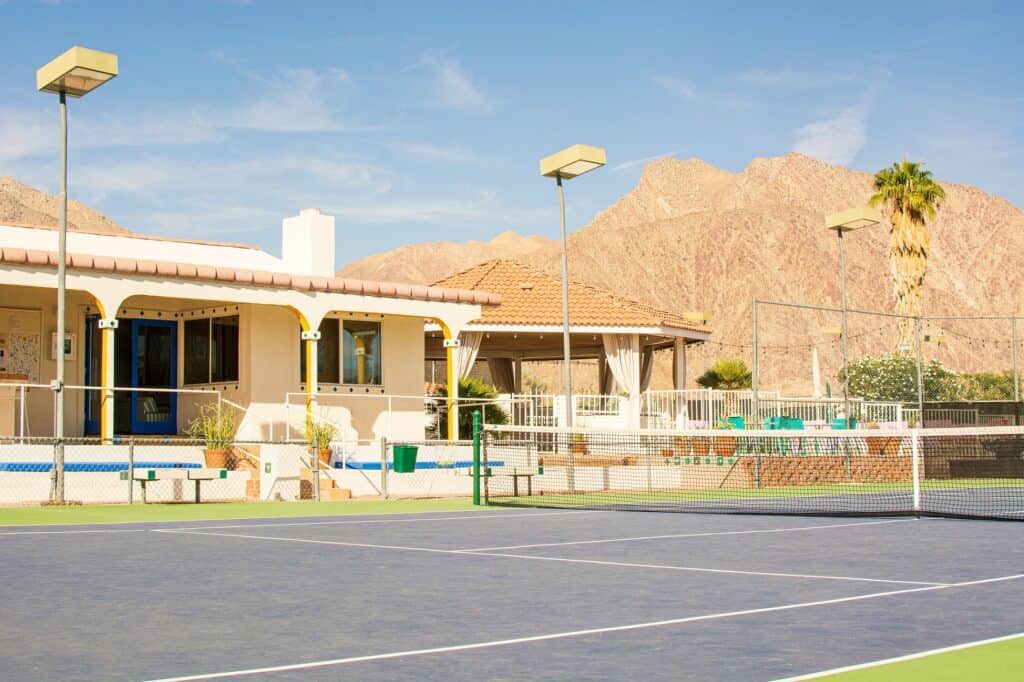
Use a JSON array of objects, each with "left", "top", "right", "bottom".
[
  {"left": 341, "top": 152, "right": 1024, "bottom": 395},
  {"left": 338, "top": 230, "right": 554, "bottom": 284},
  {"left": 0, "top": 176, "right": 129, "bottom": 234}
]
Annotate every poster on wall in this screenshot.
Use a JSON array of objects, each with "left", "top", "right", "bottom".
[
  {"left": 50, "top": 332, "right": 77, "bottom": 362},
  {"left": 0, "top": 308, "right": 42, "bottom": 381}
]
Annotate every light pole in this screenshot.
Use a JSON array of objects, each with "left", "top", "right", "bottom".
[
  {"left": 37, "top": 47, "right": 118, "bottom": 503},
  {"left": 539, "top": 144, "right": 606, "bottom": 428},
  {"left": 826, "top": 207, "right": 882, "bottom": 428}
]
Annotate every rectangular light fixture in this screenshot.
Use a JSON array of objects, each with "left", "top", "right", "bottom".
[
  {"left": 37, "top": 46, "right": 118, "bottom": 98},
  {"left": 826, "top": 206, "right": 883, "bottom": 232},
  {"left": 540, "top": 144, "right": 607, "bottom": 179}
]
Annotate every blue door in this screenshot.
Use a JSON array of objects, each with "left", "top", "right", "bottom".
[
  {"left": 83, "top": 315, "right": 101, "bottom": 435},
  {"left": 129, "top": 320, "right": 178, "bottom": 435}
]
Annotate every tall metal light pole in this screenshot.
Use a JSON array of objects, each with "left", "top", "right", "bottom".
[
  {"left": 826, "top": 207, "right": 882, "bottom": 428},
  {"left": 539, "top": 144, "right": 606, "bottom": 428},
  {"left": 37, "top": 47, "right": 118, "bottom": 503}
]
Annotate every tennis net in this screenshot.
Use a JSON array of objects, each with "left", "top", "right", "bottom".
[{"left": 482, "top": 425, "right": 1024, "bottom": 520}]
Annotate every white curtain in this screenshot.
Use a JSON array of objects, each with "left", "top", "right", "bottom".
[
  {"left": 488, "top": 357, "right": 516, "bottom": 394},
  {"left": 602, "top": 333, "right": 641, "bottom": 427},
  {"left": 640, "top": 346, "right": 655, "bottom": 392},
  {"left": 456, "top": 332, "right": 483, "bottom": 380}
]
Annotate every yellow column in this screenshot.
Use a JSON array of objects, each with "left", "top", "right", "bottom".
[
  {"left": 302, "top": 327, "right": 320, "bottom": 439},
  {"left": 439, "top": 322, "right": 458, "bottom": 441}
]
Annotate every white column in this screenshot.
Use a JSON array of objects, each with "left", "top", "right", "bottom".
[{"left": 673, "top": 338, "right": 687, "bottom": 389}]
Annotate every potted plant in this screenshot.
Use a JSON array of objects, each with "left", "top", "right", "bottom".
[
  {"left": 864, "top": 422, "right": 901, "bottom": 457},
  {"left": 712, "top": 418, "right": 738, "bottom": 457},
  {"left": 187, "top": 403, "right": 236, "bottom": 469},
  {"left": 571, "top": 432, "right": 588, "bottom": 456},
  {"left": 671, "top": 434, "right": 690, "bottom": 458},
  {"left": 309, "top": 414, "right": 337, "bottom": 466}
]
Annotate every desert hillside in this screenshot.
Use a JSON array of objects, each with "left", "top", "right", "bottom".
[
  {"left": 0, "top": 177, "right": 129, "bottom": 234},
  {"left": 338, "top": 230, "right": 554, "bottom": 284},
  {"left": 343, "top": 153, "right": 1024, "bottom": 394}
]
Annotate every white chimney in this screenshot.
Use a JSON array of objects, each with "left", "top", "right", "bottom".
[{"left": 281, "top": 208, "right": 335, "bottom": 277}]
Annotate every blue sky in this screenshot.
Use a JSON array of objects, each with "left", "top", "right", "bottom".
[{"left": 1, "top": 1, "right": 1021, "bottom": 266}]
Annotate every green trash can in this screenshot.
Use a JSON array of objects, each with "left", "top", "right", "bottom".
[{"left": 392, "top": 445, "right": 418, "bottom": 473}]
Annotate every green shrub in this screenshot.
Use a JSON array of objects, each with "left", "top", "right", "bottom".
[
  {"left": 436, "top": 377, "right": 508, "bottom": 439},
  {"left": 696, "top": 358, "right": 753, "bottom": 390}
]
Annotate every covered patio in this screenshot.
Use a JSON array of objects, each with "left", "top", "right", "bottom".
[{"left": 427, "top": 260, "right": 711, "bottom": 428}]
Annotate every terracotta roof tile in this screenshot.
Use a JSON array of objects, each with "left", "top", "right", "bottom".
[
  {"left": 0, "top": 247, "right": 500, "bottom": 307},
  {"left": 433, "top": 259, "right": 708, "bottom": 333}
]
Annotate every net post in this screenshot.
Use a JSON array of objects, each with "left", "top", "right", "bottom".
[
  {"left": 911, "top": 429, "right": 921, "bottom": 516},
  {"left": 127, "top": 437, "right": 135, "bottom": 505},
  {"left": 379, "top": 436, "right": 389, "bottom": 500},
  {"left": 472, "top": 410, "right": 482, "bottom": 506}
]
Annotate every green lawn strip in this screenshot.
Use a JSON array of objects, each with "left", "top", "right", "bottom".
[
  {"left": 0, "top": 497, "right": 478, "bottom": 526},
  {"left": 812, "top": 634, "right": 1024, "bottom": 681}
]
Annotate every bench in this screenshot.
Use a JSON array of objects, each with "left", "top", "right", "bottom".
[
  {"left": 488, "top": 466, "right": 541, "bottom": 496},
  {"left": 121, "top": 468, "right": 227, "bottom": 503}
]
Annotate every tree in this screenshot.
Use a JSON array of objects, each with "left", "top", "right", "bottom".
[
  {"left": 840, "top": 353, "right": 960, "bottom": 403},
  {"left": 868, "top": 160, "right": 946, "bottom": 350},
  {"left": 436, "top": 377, "right": 508, "bottom": 439},
  {"left": 959, "top": 371, "right": 1017, "bottom": 401},
  {"left": 696, "top": 358, "right": 752, "bottom": 390}
]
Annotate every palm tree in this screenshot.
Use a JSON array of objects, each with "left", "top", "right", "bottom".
[{"left": 868, "top": 161, "right": 946, "bottom": 351}]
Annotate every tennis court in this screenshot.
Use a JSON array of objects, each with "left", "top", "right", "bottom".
[{"left": 1, "top": 507, "right": 1022, "bottom": 681}]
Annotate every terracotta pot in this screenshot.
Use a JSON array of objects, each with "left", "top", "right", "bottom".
[
  {"left": 673, "top": 438, "right": 691, "bottom": 457},
  {"left": 713, "top": 436, "right": 737, "bottom": 457},
  {"left": 692, "top": 439, "right": 711, "bottom": 457},
  {"left": 318, "top": 448, "right": 333, "bottom": 466},
  {"left": 571, "top": 442, "right": 587, "bottom": 456},
  {"left": 204, "top": 448, "right": 229, "bottom": 468}
]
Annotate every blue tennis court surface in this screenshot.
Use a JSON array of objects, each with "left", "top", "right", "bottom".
[{"left": 0, "top": 509, "right": 1022, "bottom": 680}]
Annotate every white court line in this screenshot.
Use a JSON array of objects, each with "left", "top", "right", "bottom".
[
  {"left": 0, "top": 506, "right": 552, "bottom": 530},
  {"left": 159, "top": 528, "right": 945, "bottom": 586},
  {"left": 456, "top": 519, "right": 911, "bottom": 552},
  {"left": 464, "top": 550, "right": 947, "bottom": 586},
  {"left": 0, "top": 528, "right": 149, "bottom": 536},
  {"left": 142, "top": 573, "right": 1024, "bottom": 682},
  {"left": 167, "top": 509, "right": 599, "bottom": 531},
  {"left": 776, "top": 630, "right": 1024, "bottom": 681}
]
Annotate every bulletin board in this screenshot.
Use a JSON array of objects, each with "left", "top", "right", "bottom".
[{"left": 0, "top": 308, "right": 42, "bottom": 382}]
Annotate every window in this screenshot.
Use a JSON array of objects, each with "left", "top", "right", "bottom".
[
  {"left": 183, "top": 315, "right": 239, "bottom": 384},
  {"left": 299, "top": 319, "right": 340, "bottom": 384},
  {"left": 299, "top": 319, "right": 382, "bottom": 385},
  {"left": 343, "top": 320, "right": 381, "bottom": 385}
]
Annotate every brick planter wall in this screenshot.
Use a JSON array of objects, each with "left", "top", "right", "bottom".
[{"left": 738, "top": 455, "right": 912, "bottom": 487}]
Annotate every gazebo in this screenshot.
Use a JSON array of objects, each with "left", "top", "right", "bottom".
[{"left": 427, "top": 260, "right": 710, "bottom": 428}]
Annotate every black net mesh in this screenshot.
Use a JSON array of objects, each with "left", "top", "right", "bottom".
[{"left": 482, "top": 426, "right": 1024, "bottom": 520}]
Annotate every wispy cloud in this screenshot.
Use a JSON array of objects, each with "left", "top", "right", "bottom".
[
  {"left": 737, "top": 66, "right": 862, "bottom": 88},
  {"left": 418, "top": 52, "right": 491, "bottom": 113},
  {"left": 653, "top": 75, "right": 698, "bottom": 99},
  {"left": 793, "top": 104, "right": 869, "bottom": 165},
  {"left": 613, "top": 151, "right": 680, "bottom": 172},
  {"left": 653, "top": 74, "right": 750, "bottom": 108},
  {"left": 226, "top": 68, "right": 359, "bottom": 132},
  {"left": 326, "top": 188, "right": 544, "bottom": 225},
  {"left": 384, "top": 140, "right": 479, "bottom": 165}
]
